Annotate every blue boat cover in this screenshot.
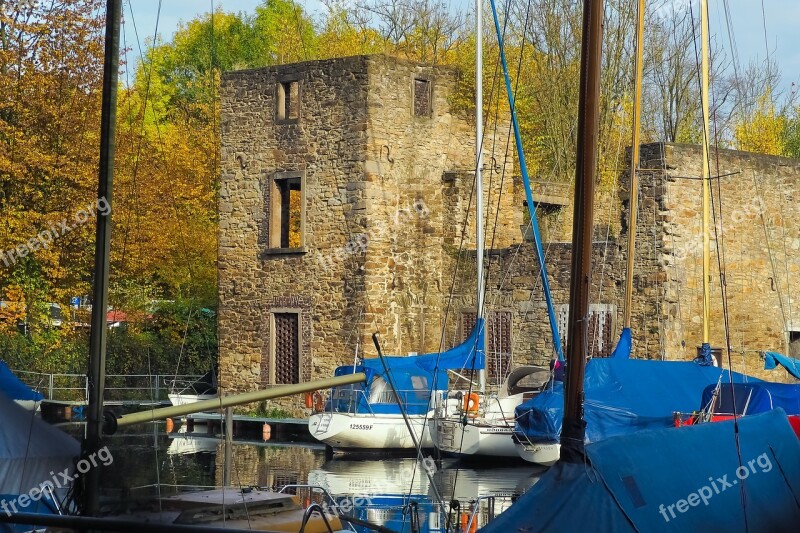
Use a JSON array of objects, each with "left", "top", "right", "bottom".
[
  {"left": 701, "top": 382, "right": 800, "bottom": 415},
  {"left": 765, "top": 351, "right": 800, "bottom": 381},
  {"left": 0, "top": 359, "right": 43, "bottom": 401},
  {"left": 327, "top": 320, "right": 485, "bottom": 416},
  {"left": 483, "top": 409, "right": 800, "bottom": 532},
  {"left": 515, "top": 357, "right": 759, "bottom": 444},
  {"left": 609, "top": 327, "right": 632, "bottom": 359}
]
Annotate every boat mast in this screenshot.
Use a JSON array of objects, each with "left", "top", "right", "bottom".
[
  {"left": 622, "top": 0, "right": 645, "bottom": 332},
  {"left": 84, "top": 0, "right": 121, "bottom": 515},
  {"left": 561, "top": 0, "right": 603, "bottom": 461},
  {"left": 700, "top": 0, "right": 712, "bottom": 350},
  {"left": 488, "top": 0, "right": 564, "bottom": 362},
  {"left": 476, "top": 0, "right": 486, "bottom": 392}
]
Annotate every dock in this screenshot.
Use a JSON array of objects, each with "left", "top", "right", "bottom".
[{"left": 171, "top": 413, "right": 314, "bottom": 443}]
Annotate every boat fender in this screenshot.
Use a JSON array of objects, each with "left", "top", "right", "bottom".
[{"left": 304, "top": 392, "right": 314, "bottom": 409}]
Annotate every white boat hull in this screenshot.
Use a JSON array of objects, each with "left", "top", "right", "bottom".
[
  {"left": 168, "top": 393, "right": 217, "bottom": 406},
  {"left": 514, "top": 441, "right": 560, "bottom": 466},
  {"left": 14, "top": 399, "right": 41, "bottom": 411},
  {"left": 308, "top": 412, "right": 434, "bottom": 450},
  {"left": 433, "top": 419, "right": 518, "bottom": 457}
]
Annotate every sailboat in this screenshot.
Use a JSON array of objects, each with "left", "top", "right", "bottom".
[
  {"left": 431, "top": 0, "right": 565, "bottom": 459},
  {"left": 509, "top": 0, "right": 772, "bottom": 465},
  {"left": 481, "top": 1, "right": 800, "bottom": 530},
  {"left": 308, "top": 323, "right": 485, "bottom": 450}
]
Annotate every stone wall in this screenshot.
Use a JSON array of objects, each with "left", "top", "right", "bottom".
[
  {"left": 628, "top": 143, "right": 800, "bottom": 379},
  {"left": 219, "top": 54, "right": 800, "bottom": 401},
  {"left": 218, "top": 55, "right": 518, "bottom": 403}
]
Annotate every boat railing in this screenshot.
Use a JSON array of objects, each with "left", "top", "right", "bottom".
[
  {"left": 278, "top": 484, "right": 358, "bottom": 532},
  {"left": 463, "top": 495, "right": 510, "bottom": 531}
]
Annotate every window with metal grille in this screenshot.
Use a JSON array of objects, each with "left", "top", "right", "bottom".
[
  {"left": 459, "top": 310, "right": 512, "bottom": 381},
  {"left": 413, "top": 78, "right": 432, "bottom": 117},
  {"left": 273, "top": 312, "right": 299, "bottom": 384},
  {"left": 557, "top": 304, "right": 616, "bottom": 358}
]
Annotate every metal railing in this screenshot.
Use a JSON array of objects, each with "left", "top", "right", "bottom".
[{"left": 12, "top": 370, "right": 204, "bottom": 404}]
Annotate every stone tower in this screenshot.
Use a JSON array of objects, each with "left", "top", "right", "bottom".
[{"left": 218, "top": 55, "right": 517, "bottom": 394}]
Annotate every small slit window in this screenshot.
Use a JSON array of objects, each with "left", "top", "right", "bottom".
[
  {"left": 413, "top": 78, "right": 432, "bottom": 117},
  {"left": 277, "top": 80, "right": 300, "bottom": 121}
]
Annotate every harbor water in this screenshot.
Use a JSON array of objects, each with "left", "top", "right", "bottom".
[{"left": 94, "top": 421, "right": 547, "bottom": 532}]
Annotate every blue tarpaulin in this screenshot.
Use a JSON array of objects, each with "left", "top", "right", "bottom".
[
  {"left": 327, "top": 320, "right": 485, "bottom": 416},
  {"left": 0, "top": 360, "right": 43, "bottom": 402},
  {"left": 609, "top": 327, "right": 632, "bottom": 359},
  {"left": 764, "top": 351, "right": 800, "bottom": 381},
  {"left": 701, "top": 382, "right": 800, "bottom": 416},
  {"left": 515, "top": 357, "right": 759, "bottom": 444},
  {"left": 482, "top": 409, "right": 800, "bottom": 532}
]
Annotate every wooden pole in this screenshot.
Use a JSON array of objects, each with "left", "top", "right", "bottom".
[
  {"left": 623, "top": 0, "right": 645, "bottom": 330},
  {"left": 561, "top": 0, "right": 604, "bottom": 461}
]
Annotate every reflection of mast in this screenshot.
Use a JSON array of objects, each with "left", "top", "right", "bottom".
[
  {"left": 622, "top": 0, "right": 645, "bottom": 332},
  {"left": 700, "top": 0, "right": 712, "bottom": 346},
  {"left": 561, "top": 0, "right": 603, "bottom": 460}
]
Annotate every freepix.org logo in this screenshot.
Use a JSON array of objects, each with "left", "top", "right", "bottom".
[
  {"left": 658, "top": 452, "right": 773, "bottom": 523},
  {"left": 1, "top": 446, "right": 114, "bottom": 516},
  {"left": 0, "top": 197, "right": 111, "bottom": 268}
]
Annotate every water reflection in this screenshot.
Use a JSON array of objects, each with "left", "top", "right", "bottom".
[{"left": 98, "top": 423, "right": 545, "bottom": 531}]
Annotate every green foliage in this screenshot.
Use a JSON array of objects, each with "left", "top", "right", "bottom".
[
  {"left": 105, "top": 299, "right": 217, "bottom": 375},
  {"left": 784, "top": 111, "right": 800, "bottom": 159},
  {"left": 253, "top": 401, "right": 294, "bottom": 419}
]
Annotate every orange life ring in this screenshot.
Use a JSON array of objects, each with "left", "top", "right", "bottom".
[
  {"left": 463, "top": 392, "right": 480, "bottom": 417},
  {"left": 304, "top": 392, "right": 314, "bottom": 409}
]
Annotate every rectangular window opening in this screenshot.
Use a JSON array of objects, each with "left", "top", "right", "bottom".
[
  {"left": 273, "top": 312, "right": 299, "bottom": 385},
  {"left": 269, "top": 174, "right": 304, "bottom": 250},
  {"left": 414, "top": 78, "right": 431, "bottom": 117},
  {"left": 789, "top": 330, "right": 800, "bottom": 358},
  {"left": 277, "top": 80, "right": 300, "bottom": 121}
]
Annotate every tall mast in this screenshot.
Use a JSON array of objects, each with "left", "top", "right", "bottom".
[
  {"left": 476, "top": 0, "right": 486, "bottom": 392},
  {"left": 561, "top": 0, "right": 603, "bottom": 461},
  {"left": 489, "top": 0, "right": 564, "bottom": 362},
  {"left": 84, "top": 0, "right": 121, "bottom": 515},
  {"left": 700, "top": 0, "right": 712, "bottom": 346},
  {"left": 623, "top": 0, "right": 645, "bottom": 331}
]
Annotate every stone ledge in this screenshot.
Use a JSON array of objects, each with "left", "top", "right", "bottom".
[{"left": 261, "top": 247, "right": 307, "bottom": 258}]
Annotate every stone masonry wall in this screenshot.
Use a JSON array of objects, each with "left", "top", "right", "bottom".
[
  {"left": 617, "top": 143, "right": 800, "bottom": 380},
  {"left": 219, "top": 55, "right": 517, "bottom": 402},
  {"left": 219, "top": 56, "right": 375, "bottom": 398},
  {"left": 220, "top": 55, "right": 800, "bottom": 401}
]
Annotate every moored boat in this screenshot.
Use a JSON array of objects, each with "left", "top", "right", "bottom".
[
  {"left": 309, "top": 322, "right": 485, "bottom": 451},
  {"left": 433, "top": 365, "right": 550, "bottom": 458}
]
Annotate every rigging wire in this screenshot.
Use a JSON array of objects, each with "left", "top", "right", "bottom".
[{"left": 693, "top": 1, "right": 750, "bottom": 526}]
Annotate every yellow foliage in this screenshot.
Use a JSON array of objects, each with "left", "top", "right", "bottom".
[
  {"left": 734, "top": 89, "right": 787, "bottom": 156},
  {"left": 0, "top": 285, "right": 26, "bottom": 335}
]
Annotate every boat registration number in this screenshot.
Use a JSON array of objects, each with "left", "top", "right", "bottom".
[{"left": 349, "top": 423, "right": 373, "bottom": 430}]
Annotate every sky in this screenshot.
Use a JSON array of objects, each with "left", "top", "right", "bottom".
[{"left": 121, "top": 0, "right": 799, "bottom": 97}]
